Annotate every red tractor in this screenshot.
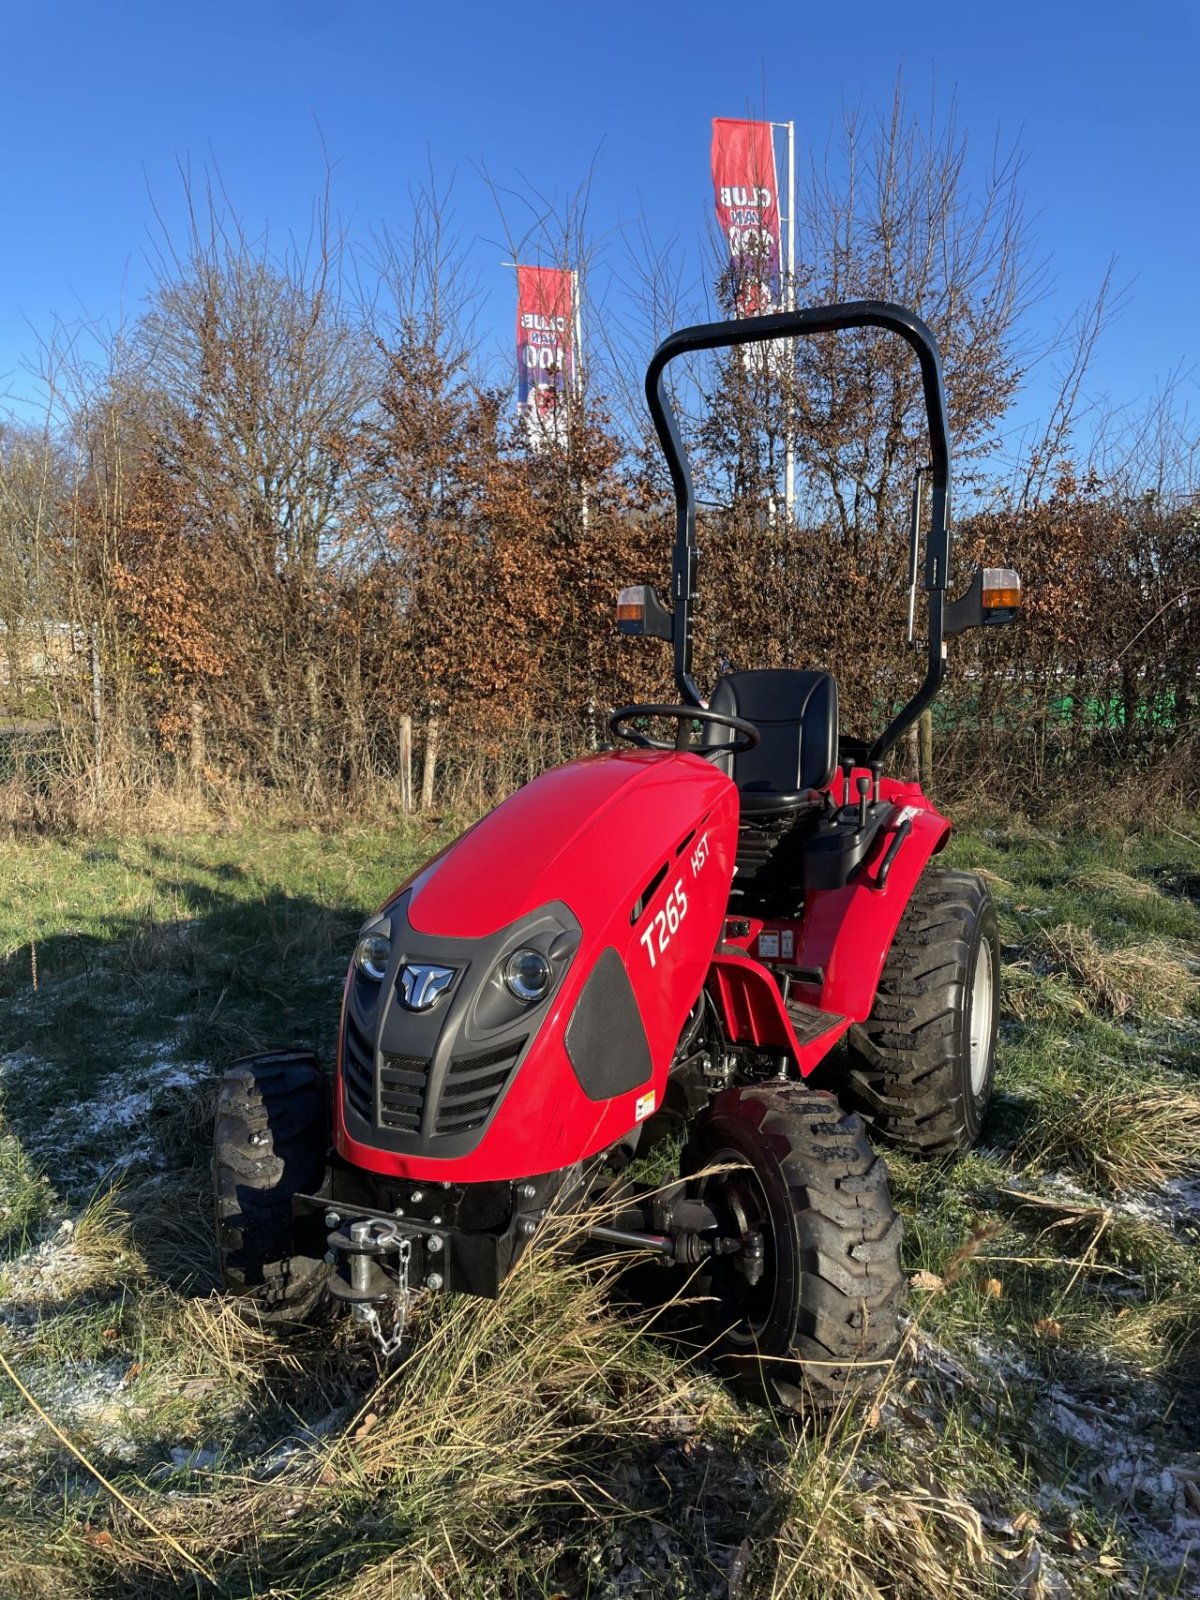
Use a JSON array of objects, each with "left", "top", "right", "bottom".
[{"left": 214, "top": 303, "right": 1019, "bottom": 1409}]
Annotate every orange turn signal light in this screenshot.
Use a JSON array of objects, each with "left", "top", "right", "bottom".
[
  {"left": 616, "top": 586, "right": 647, "bottom": 623},
  {"left": 981, "top": 567, "right": 1021, "bottom": 609}
]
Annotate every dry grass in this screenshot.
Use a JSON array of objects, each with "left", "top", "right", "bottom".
[
  {"left": 1018, "top": 1080, "right": 1200, "bottom": 1192},
  {"left": 0, "top": 1204, "right": 739, "bottom": 1598},
  {"left": 0, "top": 1112, "right": 52, "bottom": 1248},
  {"left": 771, "top": 1452, "right": 1004, "bottom": 1600},
  {"left": 1068, "top": 866, "right": 1164, "bottom": 903},
  {"left": 1103, "top": 1284, "right": 1200, "bottom": 1383},
  {"left": 4, "top": 817, "right": 1199, "bottom": 1597},
  {"left": 1033, "top": 922, "right": 1199, "bottom": 1019},
  {"left": 1000, "top": 959, "right": 1090, "bottom": 1025}
]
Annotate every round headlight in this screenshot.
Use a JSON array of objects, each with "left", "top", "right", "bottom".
[
  {"left": 355, "top": 933, "right": 392, "bottom": 982},
  {"left": 504, "top": 947, "right": 552, "bottom": 1003}
]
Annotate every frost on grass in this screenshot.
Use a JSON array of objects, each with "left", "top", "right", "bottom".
[
  {"left": 915, "top": 1325, "right": 1200, "bottom": 1589},
  {"left": 1038, "top": 1385, "right": 1200, "bottom": 1579},
  {"left": 0, "top": 1357, "right": 141, "bottom": 1471},
  {"left": 0, "top": 1217, "right": 114, "bottom": 1304},
  {"left": 1037, "top": 1167, "right": 1200, "bottom": 1231},
  {"left": 0, "top": 1047, "right": 209, "bottom": 1190}
]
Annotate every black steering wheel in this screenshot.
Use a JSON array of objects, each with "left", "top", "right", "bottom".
[{"left": 608, "top": 704, "right": 761, "bottom": 756}]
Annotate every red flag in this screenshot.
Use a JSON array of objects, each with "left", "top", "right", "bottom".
[
  {"left": 711, "top": 118, "right": 781, "bottom": 316},
  {"left": 516, "top": 266, "right": 574, "bottom": 447}
]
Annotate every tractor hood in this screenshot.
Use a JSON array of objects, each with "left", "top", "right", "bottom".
[
  {"left": 336, "top": 746, "right": 740, "bottom": 1181},
  {"left": 407, "top": 749, "right": 733, "bottom": 939}
]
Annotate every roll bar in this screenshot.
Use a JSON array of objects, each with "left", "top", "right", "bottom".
[{"left": 644, "top": 301, "right": 951, "bottom": 767}]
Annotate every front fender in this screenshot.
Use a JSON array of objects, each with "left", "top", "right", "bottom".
[
  {"left": 707, "top": 953, "right": 798, "bottom": 1054},
  {"left": 705, "top": 953, "right": 853, "bottom": 1072}
]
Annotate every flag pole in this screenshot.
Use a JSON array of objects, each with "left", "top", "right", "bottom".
[
  {"left": 772, "top": 120, "right": 796, "bottom": 524},
  {"left": 573, "top": 268, "right": 589, "bottom": 533}
]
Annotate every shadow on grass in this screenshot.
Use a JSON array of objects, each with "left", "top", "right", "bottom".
[{"left": 2, "top": 869, "right": 363, "bottom": 1104}]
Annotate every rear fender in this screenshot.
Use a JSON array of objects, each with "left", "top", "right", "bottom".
[{"left": 797, "top": 796, "right": 951, "bottom": 1022}]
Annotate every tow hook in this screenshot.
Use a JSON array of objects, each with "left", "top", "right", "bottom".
[
  {"left": 327, "top": 1216, "right": 404, "bottom": 1304},
  {"left": 326, "top": 1216, "right": 414, "bottom": 1358}
]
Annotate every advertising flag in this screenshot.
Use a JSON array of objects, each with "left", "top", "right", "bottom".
[
  {"left": 711, "top": 118, "right": 781, "bottom": 317},
  {"left": 516, "top": 265, "right": 574, "bottom": 448}
]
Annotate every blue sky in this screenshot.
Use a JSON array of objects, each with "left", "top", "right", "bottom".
[{"left": 3, "top": 0, "right": 1197, "bottom": 473}]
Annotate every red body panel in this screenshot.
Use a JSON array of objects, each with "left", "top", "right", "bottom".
[
  {"left": 336, "top": 751, "right": 740, "bottom": 1182},
  {"left": 713, "top": 773, "right": 950, "bottom": 1065},
  {"left": 797, "top": 780, "right": 950, "bottom": 1023},
  {"left": 706, "top": 953, "right": 851, "bottom": 1069}
]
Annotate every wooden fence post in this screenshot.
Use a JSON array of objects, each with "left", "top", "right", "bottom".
[
  {"left": 399, "top": 714, "right": 413, "bottom": 813},
  {"left": 421, "top": 717, "right": 440, "bottom": 811},
  {"left": 89, "top": 624, "right": 103, "bottom": 796},
  {"left": 189, "top": 699, "right": 205, "bottom": 779},
  {"left": 918, "top": 707, "right": 934, "bottom": 790}
]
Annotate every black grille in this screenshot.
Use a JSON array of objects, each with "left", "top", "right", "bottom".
[
  {"left": 434, "top": 1040, "right": 525, "bottom": 1135},
  {"left": 380, "top": 1053, "right": 431, "bottom": 1132},
  {"left": 343, "top": 1014, "right": 376, "bottom": 1123},
  {"left": 342, "top": 1019, "right": 523, "bottom": 1139}
]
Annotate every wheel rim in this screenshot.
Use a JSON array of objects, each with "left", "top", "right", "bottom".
[
  {"left": 969, "top": 938, "right": 995, "bottom": 1097},
  {"left": 699, "top": 1147, "right": 777, "bottom": 1348}
]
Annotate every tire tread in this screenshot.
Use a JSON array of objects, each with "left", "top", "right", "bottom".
[{"left": 846, "top": 868, "right": 997, "bottom": 1154}]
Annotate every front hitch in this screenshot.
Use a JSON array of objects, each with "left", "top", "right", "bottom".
[{"left": 326, "top": 1216, "right": 429, "bottom": 1305}]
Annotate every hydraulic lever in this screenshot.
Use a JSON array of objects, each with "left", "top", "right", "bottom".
[{"left": 856, "top": 775, "right": 871, "bottom": 829}]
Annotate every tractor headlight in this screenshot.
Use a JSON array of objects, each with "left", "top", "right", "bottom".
[
  {"left": 355, "top": 933, "right": 392, "bottom": 982},
  {"left": 503, "top": 947, "right": 553, "bottom": 1004}
]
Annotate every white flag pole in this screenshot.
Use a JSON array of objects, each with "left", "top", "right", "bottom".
[
  {"left": 772, "top": 120, "right": 796, "bottom": 524},
  {"left": 573, "top": 268, "right": 589, "bottom": 532}
]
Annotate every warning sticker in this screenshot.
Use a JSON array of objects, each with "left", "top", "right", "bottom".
[
  {"left": 635, "top": 1091, "right": 656, "bottom": 1122},
  {"left": 758, "top": 931, "right": 780, "bottom": 959},
  {"left": 781, "top": 928, "right": 795, "bottom": 960}
]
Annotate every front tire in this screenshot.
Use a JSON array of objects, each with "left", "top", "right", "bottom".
[
  {"left": 213, "top": 1051, "right": 330, "bottom": 1321},
  {"left": 847, "top": 868, "right": 999, "bottom": 1156},
  {"left": 685, "top": 1084, "right": 904, "bottom": 1412}
]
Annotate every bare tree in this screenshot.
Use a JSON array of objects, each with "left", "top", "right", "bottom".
[{"left": 139, "top": 167, "right": 374, "bottom": 584}]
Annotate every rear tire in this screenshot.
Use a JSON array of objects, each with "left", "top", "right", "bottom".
[
  {"left": 685, "top": 1084, "right": 904, "bottom": 1412},
  {"left": 213, "top": 1051, "right": 330, "bottom": 1322},
  {"left": 847, "top": 868, "right": 999, "bottom": 1156}
]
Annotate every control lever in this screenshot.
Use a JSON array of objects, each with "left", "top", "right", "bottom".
[
  {"left": 840, "top": 757, "right": 855, "bottom": 809},
  {"left": 856, "top": 775, "right": 871, "bottom": 829}
]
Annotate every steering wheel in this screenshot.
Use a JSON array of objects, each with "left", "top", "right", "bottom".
[{"left": 608, "top": 704, "right": 761, "bottom": 756}]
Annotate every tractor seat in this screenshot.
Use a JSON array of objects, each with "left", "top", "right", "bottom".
[
  {"left": 709, "top": 669, "right": 839, "bottom": 916},
  {"left": 708, "top": 669, "right": 839, "bottom": 814}
]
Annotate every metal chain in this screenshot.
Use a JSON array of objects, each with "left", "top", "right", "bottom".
[{"left": 359, "top": 1237, "right": 412, "bottom": 1359}]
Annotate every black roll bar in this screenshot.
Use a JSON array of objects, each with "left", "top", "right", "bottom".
[{"left": 644, "top": 301, "right": 951, "bottom": 767}]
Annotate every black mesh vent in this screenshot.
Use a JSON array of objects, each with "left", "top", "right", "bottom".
[
  {"left": 380, "top": 1053, "right": 431, "bottom": 1132},
  {"left": 343, "top": 1014, "right": 376, "bottom": 1123},
  {"left": 434, "top": 1039, "right": 525, "bottom": 1136}
]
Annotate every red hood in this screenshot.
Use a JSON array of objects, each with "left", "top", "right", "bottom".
[{"left": 408, "top": 750, "right": 733, "bottom": 939}]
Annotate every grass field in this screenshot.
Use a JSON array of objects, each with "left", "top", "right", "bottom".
[{"left": 1, "top": 813, "right": 1198, "bottom": 1599}]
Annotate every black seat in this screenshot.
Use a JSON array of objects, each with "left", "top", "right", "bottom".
[
  {"left": 708, "top": 669, "right": 839, "bottom": 918},
  {"left": 708, "top": 669, "right": 839, "bottom": 810}
]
